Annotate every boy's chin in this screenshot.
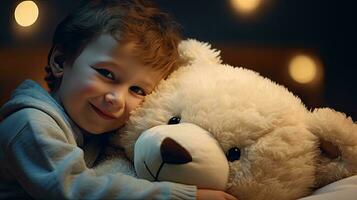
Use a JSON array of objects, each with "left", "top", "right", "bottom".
[{"left": 82, "top": 124, "right": 121, "bottom": 135}]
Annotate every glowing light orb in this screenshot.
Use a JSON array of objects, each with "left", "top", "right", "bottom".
[
  {"left": 14, "top": 1, "right": 39, "bottom": 27},
  {"left": 288, "top": 55, "right": 318, "bottom": 84},
  {"left": 230, "top": 0, "right": 262, "bottom": 14}
]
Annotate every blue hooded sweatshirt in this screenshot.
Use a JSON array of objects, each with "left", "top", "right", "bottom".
[{"left": 0, "top": 80, "right": 196, "bottom": 200}]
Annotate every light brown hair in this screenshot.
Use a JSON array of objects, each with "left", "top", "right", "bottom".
[{"left": 45, "top": 0, "right": 181, "bottom": 91}]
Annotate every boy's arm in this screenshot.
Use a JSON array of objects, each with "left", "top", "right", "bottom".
[{"left": 1, "top": 109, "right": 196, "bottom": 200}]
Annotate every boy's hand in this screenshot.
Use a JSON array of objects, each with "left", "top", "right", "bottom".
[{"left": 197, "top": 189, "right": 238, "bottom": 200}]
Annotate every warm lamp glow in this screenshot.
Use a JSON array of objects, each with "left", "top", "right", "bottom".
[
  {"left": 14, "top": 1, "right": 39, "bottom": 27},
  {"left": 230, "top": 0, "right": 262, "bottom": 14},
  {"left": 288, "top": 55, "right": 318, "bottom": 84}
]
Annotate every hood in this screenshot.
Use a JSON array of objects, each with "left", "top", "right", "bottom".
[
  {"left": 1, "top": 80, "right": 64, "bottom": 119},
  {"left": 0, "top": 80, "right": 83, "bottom": 145}
]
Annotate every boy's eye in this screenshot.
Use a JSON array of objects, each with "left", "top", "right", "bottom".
[
  {"left": 94, "top": 68, "right": 115, "bottom": 80},
  {"left": 130, "top": 86, "right": 146, "bottom": 96}
]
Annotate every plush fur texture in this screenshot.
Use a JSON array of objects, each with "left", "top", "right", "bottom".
[{"left": 109, "top": 39, "right": 357, "bottom": 200}]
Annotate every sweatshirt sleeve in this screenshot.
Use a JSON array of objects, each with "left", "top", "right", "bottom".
[{"left": 2, "top": 110, "right": 196, "bottom": 200}]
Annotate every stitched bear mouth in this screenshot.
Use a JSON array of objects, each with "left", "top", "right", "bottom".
[
  {"left": 143, "top": 137, "right": 193, "bottom": 181},
  {"left": 144, "top": 161, "right": 165, "bottom": 181}
]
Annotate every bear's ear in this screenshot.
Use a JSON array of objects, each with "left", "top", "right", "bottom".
[
  {"left": 178, "top": 39, "right": 222, "bottom": 66},
  {"left": 308, "top": 108, "right": 355, "bottom": 161},
  {"left": 319, "top": 139, "right": 341, "bottom": 159},
  {"left": 307, "top": 108, "right": 357, "bottom": 188}
]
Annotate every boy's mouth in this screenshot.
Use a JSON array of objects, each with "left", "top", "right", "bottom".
[{"left": 89, "top": 103, "right": 117, "bottom": 120}]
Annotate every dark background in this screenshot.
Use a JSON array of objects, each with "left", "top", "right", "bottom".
[{"left": 1, "top": 0, "right": 356, "bottom": 119}]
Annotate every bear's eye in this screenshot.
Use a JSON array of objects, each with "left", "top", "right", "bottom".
[
  {"left": 226, "top": 147, "right": 241, "bottom": 162},
  {"left": 168, "top": 116, "right": 181, "bottom": 125}
]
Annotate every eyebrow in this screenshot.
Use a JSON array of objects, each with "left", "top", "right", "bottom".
[
  {"left": 139, "top": 78, "right": 156, "bottom": 91},
  {"left": 94, "top": 60, "right": 122, "bottom": 69}
]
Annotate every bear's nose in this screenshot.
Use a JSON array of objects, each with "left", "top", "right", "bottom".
[{"left": 160, "top": 137, "right": 192, "bottom": 164}]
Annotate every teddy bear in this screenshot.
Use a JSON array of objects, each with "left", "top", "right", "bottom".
[{"left": 98, "top": 39, "right": 357, "bottom": 200}]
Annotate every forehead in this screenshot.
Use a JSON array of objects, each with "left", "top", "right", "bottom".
[
  {"left": 80, "top": 34, "right": 165, "bottom": 84},
  {"left": 83, "top": 34, "right": 134, "bottom": 58},
  {"left": 75, "top": 34, "right": 133, "bottom": 72}
]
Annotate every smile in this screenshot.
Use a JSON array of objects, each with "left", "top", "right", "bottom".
[{"left": 89, "top": 103, "right": 117, "bottom": 120}]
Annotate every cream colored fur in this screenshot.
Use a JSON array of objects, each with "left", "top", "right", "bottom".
[{"left": 108, "top": 39, "right": 357, "bottom": 200}]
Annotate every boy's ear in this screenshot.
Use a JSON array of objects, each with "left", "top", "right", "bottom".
[{"left": 49, "top": 46, "right": 66, "bottom": 78}]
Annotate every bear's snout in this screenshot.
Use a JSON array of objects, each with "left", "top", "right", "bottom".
[
  {"left": 134, "top": 123, "right": 229, "bottom": 189},
  {"left": 161, "top": 137, "right": 192, "bottom": 164}
]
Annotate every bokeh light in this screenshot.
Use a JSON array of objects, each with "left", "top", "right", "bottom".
[
  {"left": 288, "top": 55, "right": 318, "bottom": 84},
  {"left": 230, "top": 0, "right": 262, "bottom": 14},
  {"left": 14, "top": 1, "right": 39, "bottom": 27}
]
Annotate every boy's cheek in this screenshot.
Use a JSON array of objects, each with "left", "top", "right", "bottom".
[
  {"left": 80, "top": 81, "right": 100, "bottom": 95},
  {"left": 74, "top": 79, "right": 104, "bottom": 96}
]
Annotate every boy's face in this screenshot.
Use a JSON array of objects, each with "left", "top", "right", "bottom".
[{"left": 53, "top": 34, "right": 165, "bottom": 134}]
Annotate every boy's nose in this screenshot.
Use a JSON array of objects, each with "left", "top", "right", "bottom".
[{"left": 104, "top": 91, "right": 124, "bottom": 110}]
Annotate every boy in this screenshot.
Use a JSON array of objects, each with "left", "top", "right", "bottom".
[{"left": 0, "top": 0, "right": 236, "bottom": 199}]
